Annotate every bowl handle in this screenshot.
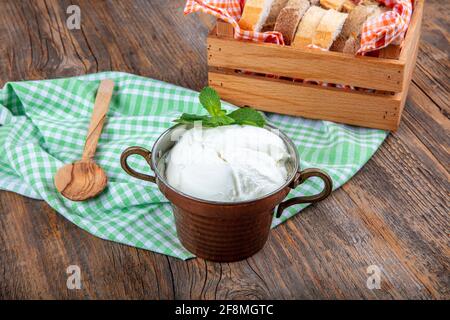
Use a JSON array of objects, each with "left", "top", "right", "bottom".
[
  {"left": 120, "top": 146, "right": 156, "bottom": 183},
  {"left": 276, "top": 168, "right": 333, "bottom": 218}
]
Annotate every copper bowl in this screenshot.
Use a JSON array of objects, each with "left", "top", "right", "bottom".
[{"left": 120, "top": 124, "right": 332, "bottom": 262}]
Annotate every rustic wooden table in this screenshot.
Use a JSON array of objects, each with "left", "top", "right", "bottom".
[{"left": 0, "top": 0, "right": 448, "bottom": 299}]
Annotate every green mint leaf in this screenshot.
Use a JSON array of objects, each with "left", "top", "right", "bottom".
[
  {"left": 176, "top": 113, "right": 209, "bottom": 122},
  {"left": 173, "top": 113, "right": 209, "bottom": 124},
  {"left": 213, "top": 115, "right": 235, "bottom": 126},
  {"left": 201, "top": 119, "right": 219, "bottom": 127},
  {"left": 228, "top": 108, "right": 266, "bottom": 127},
  {"left": 199, "top": 86, "right": 222, "bottom": 117},
  {"left": 203, "top": 115, "right": 235, "bottom": 127},
  {"left": 173, "top": 113, "right": 235, "bottom": 128}
]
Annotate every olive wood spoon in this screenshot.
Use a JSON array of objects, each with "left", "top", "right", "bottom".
[{"left": 54, "top": 79, "right": 114, "bottom": 201}]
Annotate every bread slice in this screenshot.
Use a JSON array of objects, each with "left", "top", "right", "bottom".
[
  {"left": 313, "top": 9, "right": 348, "bottom": 50},
  {"left": 367, "top": 4, "right": 390, "bottom": 19},
  {"left": 262, "top": 0, "right": 290, "bottom": 31},
  {"left": 330, "top": 5, "right": 377, "bottom": 52},
  {"left": 342, "top": 0, "right": 356, "bottom": 12},
  {"left": 342, "top": 35, "right": 360, "bottom": 54},
  {"left": 320, "top": 0, "right": 346, "bottom": 11},
  {"left": 292, "top": 6, "right": 327, "bottom": 48},
  {"left": 360, "top": 0, "right": 379, "bottom": 5},
  {"left": 274, "top": 0, "right": 310, "bottom": 45},
  {"left": 342, "top": 5, "right": 389, "bottom": 54},
  {"left": 238, "top": 0, "right": 275, "bottom": 32}
]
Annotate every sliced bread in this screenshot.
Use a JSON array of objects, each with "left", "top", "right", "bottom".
[
  {"left": 238, "top": 0, "right": 275, "bottom": 32},
  {"left": 313, "top": 9, "right": 348, "bottom": 50},
  {"left": 274, "top": 0, "right": 311, "bottom": 45},
  {"left": 342, "top": 35, "right": 360, "bottom": 54},
  {"left": 262, "top": 0, "right": 290, "bottom": 31},
  {"left": 342, "top": 5, "right": 389, "bottom": 54},
  {"left": 292, "top": 6, "right": 328, "bottom": 48},
  {"left": 330, "top": 4, "right": 377, "bottom": 52},
  {"left": 320, "top": 0, "right": 346, "bottom": 11}
]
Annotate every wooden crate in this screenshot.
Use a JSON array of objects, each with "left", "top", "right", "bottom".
[{"left": 207, "top": 0, "right": 423, "bottom": 131}]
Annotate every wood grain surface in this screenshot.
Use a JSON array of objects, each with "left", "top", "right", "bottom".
[
  {"left": 208, "top": 34, "right": 405, "bottom": 92},
  {"left": 81, "top": 79, "right": 114, "bottom": 161},
  {"left": 54, "top": 79, "right": 113, "bottom": 201},
  {"left": 0, "top": 0, "right": 448, "bottom": 299},
  {"left": 208, "top": 70, "right": 402, "bottom": 130}
]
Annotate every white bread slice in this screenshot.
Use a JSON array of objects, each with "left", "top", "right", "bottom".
[
  {"left": 320, "top": 0, "right": 346, "bottom": 11},
  {"left": 292, "top": 6, "right": 327, "bottom": 48},
  {"left": 313, "top": 9, "right": 348, "bottom": 50},
  {"left": 274, "top": 0, "right": 310, "bottom": 45},
  {"left": 263, "top": 0, "right": 290, "bottom": 31},
  {"left": 238, "top": 0, "right": 275, "bottom": 32}
]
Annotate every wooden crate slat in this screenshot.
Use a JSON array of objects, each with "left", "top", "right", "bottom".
[
  {"left": 209, "top": 71, "right": 402, "bottom": 131},
  {"left": 208, "top": 36, "right": 405, "bottom": 92},
  {"left": 395, "top": 0, "right": 423, "bottom": 128},
  {"left": 216, "top": 20, "right": 234, "bottom": 37},
  {"left": 378, "top": 45, "right": 403, "bottom": 59},
  {"left": 400, "top": 0, "right": 423, "bottom": 66}
]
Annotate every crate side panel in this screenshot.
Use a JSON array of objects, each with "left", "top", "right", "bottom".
[
  {"left": 209, "top": 72, "right": 402, "bottom": 131},
  {"left": 207, "top": 37, "right": 405, "bottom": 93},
  {"left": 396, "top": 0, "right": 423, "bottom": 128}
]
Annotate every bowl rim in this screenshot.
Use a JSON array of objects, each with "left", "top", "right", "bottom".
[{"left": 150, "top": 123, "right": 300, "bottom": 206}]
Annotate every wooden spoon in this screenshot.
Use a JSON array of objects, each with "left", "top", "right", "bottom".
[{"left": 54, "top": 79, "right": 114, "bottom": 201}]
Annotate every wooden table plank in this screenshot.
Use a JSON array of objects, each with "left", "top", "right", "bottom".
[
  {"left": 0, "top": 0, "right": 448, "bottom": 299},
  {"left": 412, "top": 0, "right": 450, "bottom": 112}
]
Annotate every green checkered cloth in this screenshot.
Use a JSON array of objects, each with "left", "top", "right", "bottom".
[{"left": 0, "top": 72, "right": 387, "bottom": 260}]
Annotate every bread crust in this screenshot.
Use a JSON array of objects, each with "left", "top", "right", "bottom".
[
  {"left": 263, "top": 0, "right": 290, "bottom": 31},
  {"left": 239, "top": 7, "right": 263, "bottom": 31},
  {"left": 330, "top": 5, "right": 377, "bottom": 52},
  {"left": 331, "top": 4, "right": 389, "bottom": 53},
  {"left": 342, "top": 35, "right": 361, "bottom": 54},
  {"left": 320, "top": 0, "right": 346, "bottom": 11},
  {"left": 293, "top": 6, "right": 327, "bottom": 48},
  {"left": 238, "top": 0, "right": 273, "bottom": 32},
  {"left": 274, "top": 0, "right": 310, "bottom": 45}
]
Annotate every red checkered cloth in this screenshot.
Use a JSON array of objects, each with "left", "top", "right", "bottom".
[
  {"left": 358, "top": 0, "right": 413, "bottom": 54},
  {"left": 184, "top": 0, "right": 285, "bottom": 44}
]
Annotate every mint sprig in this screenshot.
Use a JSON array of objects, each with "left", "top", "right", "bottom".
[{"left": 174, "top": 86, "right": 266, "bottom": 128}]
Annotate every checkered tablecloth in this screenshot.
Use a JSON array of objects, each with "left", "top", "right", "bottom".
[{"left": 0, "top": 72, "right": 387, "bottom": 259}]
